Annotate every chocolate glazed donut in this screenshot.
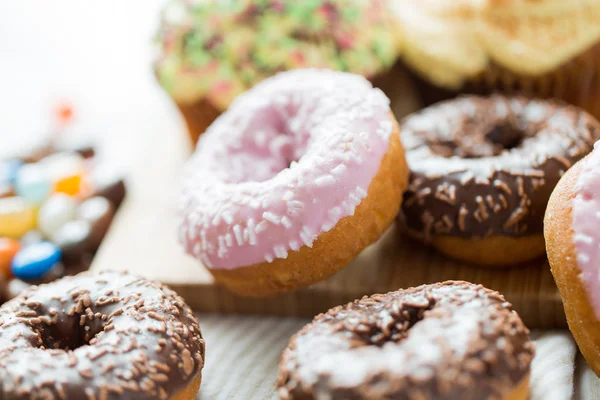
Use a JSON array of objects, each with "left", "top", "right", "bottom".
[
  {"left": 0, "top": 271, "right": 205, "bottom": 400},
  {"left": 399, "top": 95, "right": 600, "bottom": 266},
  {"left": 277, "top": 281, "right": 534, "bottom": 400}
]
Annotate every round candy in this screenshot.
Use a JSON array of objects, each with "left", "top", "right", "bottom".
[
  {"left": 0, "top": 238, "right": 21, "bottom": 280},
  {"left": 11, "top": 241, "right": 62, "bottom": 280},
  {"left": 3, "top": 278, "right": 31, "bottom": 301},
  {"left": 54, "top": 173, "right": 84, "bottom": 197},
  {"left": 14, "top": 163, "right": 52, "bottom": 204},
  {"left": 37, "top": 194, "right": 78, "bottom": 238},
  {"left": 77, "top": 196, "right": 114, "bottom": 248},
  {"left": 0, "top": 160, "right": 23, "bottom": 186},
  {"left": 51, "top": 219, "right": 93, "bottom": 256},
  {"left": 40, "top": 152, "right": 86, "bottom": 196},
  {"left": 91, "top": 164, "right": 126, "bottom": 208},
  {"left": 0, "top": 197, "right": 37, "bottom": 239}
]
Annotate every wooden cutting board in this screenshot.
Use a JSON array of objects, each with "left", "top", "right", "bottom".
[{"left": 91, "top": 100, "right": 565, "bottom": 329}]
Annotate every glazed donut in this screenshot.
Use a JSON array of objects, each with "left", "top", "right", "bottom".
[
  {"left": 0, "top": 271, "right": 205, "bottom": 400},
  {"left": 179, "top": 69, "right": 409, "bottom": 296},
  {"left": 277, "top": 281, "right": 534, "bottom": 400},
  {"left": 545, "top": 142, "right": 600, "bottom": 377},
  {"left": 154, "top": 0, "right": 399, "bottom": 143},
  {"left": 399, "top": 95, "right": 600, "bottom": 266}
]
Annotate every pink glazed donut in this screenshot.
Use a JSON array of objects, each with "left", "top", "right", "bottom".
[
  {"left": 545, "top": 138, "right": 600, "bottom": 378},
  {"left": 178, "top": 69, "right": 409, "bottom": 296}
]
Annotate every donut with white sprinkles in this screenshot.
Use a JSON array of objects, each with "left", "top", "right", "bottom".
[{"left": 178, "top": 69, "right": 409, "bottom": 296}]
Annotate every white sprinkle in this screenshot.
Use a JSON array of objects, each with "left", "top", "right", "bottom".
[
  {"left": 578, "top": 253, "right": 590, "bottom": 264},
  {"left": 248, "top": 219, "right": 257, "bottom": 245},
  {"left": 262, "top": 199, "right": 271, "bottom": 208},
  {"left": 574, "top": 234, "right": 594, "bottom": 244},
  {"left": 289, "top": 240, "right": 300, "bottom": 251},
  {"left": 321, "top": 222, "right": 333, "bottom": 232},
  {"left": 328, "top": 206, "right": 342, "bottom": 221},
  {"left": 250, "top": 200, "right": 261, "bottom": 209},
  {"left": 188, "top": 227, "right": 197, "bottom": 241},
  {"left": 281, "top": 216, "right": 292, "bottom": 228},
  {"left": 212, "top": 214, "right": 221, "bottom": 226},
  {"left": 201, "top": 231, "right": 208, "bottom": 251},
  {"left": 349, "top": 193, "right": 361, "bottom": 206},
  {"left": 300, "top": 226, "right": 314, "bottom": 248},
  {"left": 355, "top": 186, "right": 368, "bottom": 198},
  {"left": 265, "top": 254, "right": 274, "bottom": 263},
  {"left": 233, "top": 225, "right": 244, "bottom": 246},
  {"left": 225, "top": 233, "right": 233, "bottom": 247},
  {"left": 288, "top": 200, "right": 304, "bottom": 210},
  {"left": 222, "top": 211, "right": 233, "bottom": 224},
  {"left": 243, "top": 227, "right": 249, "bottom": 242},
  {"left": 332, "top": 164, "right": 347, "bottom": 176},
  {"left": 263, "top": 211, "right": 281, "bottom": 224},
  {"left": 596, "top": 211, "right": 600, "bottom": 219},
  {"left": 283, "top": 190, "right": 294, "bottom": 201},
  {"left": 255, "top": 220, "right": 268, "bottom": 234},
  {"left": 274, "top": 245, "right": 288, "bottom": 259},
  {"left": 193, "top": 243, "right": 201, "bottom": 256},
  {"left": 200, "top": 254, "right": 213, "bottom": 268},
  {"left": 315, "top": 175, "right": 336, "bottom": 187}
]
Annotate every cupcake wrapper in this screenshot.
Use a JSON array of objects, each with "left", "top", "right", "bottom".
[
  {"left": 469, "top": 42, "right": 600, "bottom": 120},
  {"left": 410, "top": 42, "right": 600, "bottom": 122},
  {"left": 177, "top": 99, "right": 222, "bottom": 145}
]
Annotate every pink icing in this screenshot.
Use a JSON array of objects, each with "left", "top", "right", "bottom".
[
  {"left": 573, "top": 141, "right": 600, "bottom": 319},
  {"left": 178, "top": 69, "right": 394, "bottom": 270}
]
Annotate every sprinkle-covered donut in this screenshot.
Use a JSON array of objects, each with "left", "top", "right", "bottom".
[
  {"left": 277, "top": 281, "right": 534, "bottom": 400},
  {"left": 399, "top": 95, "right": 600, "bottom": 266},
  {"left": 154, "top": 0, "right": 399, "bottom": 142},
  {"left": 545, "top": 141, "right": 600, "bottom": 378},
  {"left": 0, "top": 271, "right": 205, "bottom": 400},
  {"left": 178, "top": 69, "right": 409, "bottom": 296}
]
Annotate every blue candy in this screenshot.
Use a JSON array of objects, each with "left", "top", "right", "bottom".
[
  {"left": 0, "top": 160, "right": 23, "bottom": 186},
  {"left": 11, "top": 241, "right": 62, "bottom": 280},
  {"left": 15, "top": 163, "right": 52, "bottom": 204}
]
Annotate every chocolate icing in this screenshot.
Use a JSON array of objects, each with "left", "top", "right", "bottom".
[
  {"left": 277, "top": 281, "right": 534, "bottom": 400},
  {"left": 0, "top": 271, "right": 205, "bottom": 400},
  {"left": 399, "top": 95, "right": 600, "bottom": 240}
]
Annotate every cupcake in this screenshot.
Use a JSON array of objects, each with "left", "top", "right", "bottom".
[
  {"left": 154, "top": 0, "right": 401, "bottom": 144},
  {"left": 390, "top": 0, "right": 600, "bottom": 118}
]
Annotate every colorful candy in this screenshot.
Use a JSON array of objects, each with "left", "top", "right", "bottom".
[
  {"left": 0, "top": 135, "right": 125, "bottom": 301},
  {"left": 0, "top": 238, "right": 21, "bottom": 280},
  {"left": 41, "top": 152, "right": 86, "bottom": 197},
  {"left": 77, "top": 197, "right": 114, "bottom": 248},
  {"left": 0, "top": 197, "right": 37, "bottom": 239},
  {"left": 11, "top": 241, "right": 62, "bottom": 280},
  {"left": 14, "top": 163, "right": 52, "bottom": 204},
  {"left": 52, "top": 220, "right": 93, "bottom": 256},
  {"left": 37, "top": 194, "right": 77, "bottom": 238}
]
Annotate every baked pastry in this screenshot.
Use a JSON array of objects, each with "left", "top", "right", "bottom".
[
  {"left": 399, "top": 95, "right": 600, "bottom": 266},
  {"left": 178, "top": 69, "right": 409, "bottom": 296},
  {"left": 278, "top": 281, "right": 534, "bottom": 399},
  {"left": 0, "top": 270, "right": 205, "bottom": 399},
  {"left": 154, "top": 0, "right": 399, "bottom": 144},
  {"left": 390, "top": 0, "right": 600, "bottom": 119},
  {"left": 545, "top": 142, "right": 600, "bottom": 377}
]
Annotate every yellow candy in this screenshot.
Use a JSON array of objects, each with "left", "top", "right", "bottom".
[
  {"left": 0, "top": 197, "right": 37, "bottom": 239},
  {"left": 54, "top": 173, "right": 83, "bottom": 196}
]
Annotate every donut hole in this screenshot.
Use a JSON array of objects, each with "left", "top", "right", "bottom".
[
  {"left": 352, "top": 298, "right": 436, "bottom": 347},
  {"left": 484, "top": 123, "right": 525, "bottom": 153},
  {"left": 35, "top": 310, "right": 107, "bottom": 351}
]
